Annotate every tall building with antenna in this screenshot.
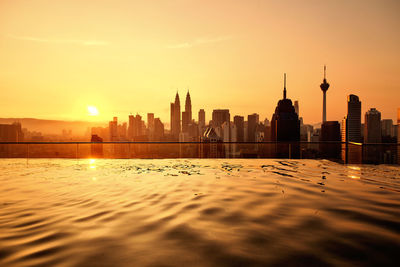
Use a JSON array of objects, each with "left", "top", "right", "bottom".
[
  {"left": 319, "top": 66, "right": 341, "bottom": 157},
  {"left": 271, "top": 73, "right": 300, "bottom": 142},
  {"left": 320, "top": 65, "right": 330, "bottom": 123}
]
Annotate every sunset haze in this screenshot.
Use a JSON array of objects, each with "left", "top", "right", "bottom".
[{"left": 1, "top": 0, "right": 399, "bottom": 124}]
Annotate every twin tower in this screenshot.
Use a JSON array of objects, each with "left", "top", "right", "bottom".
[{"left": 170, "top": 91, "right": 192, "bottom": 139}]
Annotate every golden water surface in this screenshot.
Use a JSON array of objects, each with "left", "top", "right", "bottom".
[{"left": 0, "top": 159, "right": 399, "bottom": 266}]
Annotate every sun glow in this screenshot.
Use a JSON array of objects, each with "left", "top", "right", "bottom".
[{"left": 87, "top": 106, "right": 99, "bottom": 116}]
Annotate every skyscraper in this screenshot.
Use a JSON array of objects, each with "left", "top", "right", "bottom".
[
  {"left": 109, "top": 117, "right": 118, "bottom": 141},
  {"left": 198, "top": 109, "right": 205, "bottom": 128},
  {"left": 185, "top": 91, "right": 192, "bottom": 123},
  {"left": 364, "top": 108, "right": 382, "bottom": 163},
  {"left": 198, "top": 109, "right": 206, "bottom": 136},
  {"left": 118, "top": 122, "right": 127, "bottom": 141},
  {"left": 212, "top": 109, "right": 230, "bottom": 128},
  {"left": 233, "top": 116, "right": 244, "bottom": 142},
  {"left": 147, "top": 113, "right": 154, "bottom": 132},
  {"left": 0, "top": 122, "right": 24, "bottom": 142},
  {"left": 364, "top": 108, "right": 381, "bottom": 143},
  {"left": 321, "top": 121, "right": 341, "bottom": 142},
  {"left": 128, "top": 115, "right": 134, "bottom": 140},
  {"left": 381, "top": 119, "right": 393, "bottom": 139},
  {"left": 271, "top": 74, "right": 300, "bottom": 142},
  {"left": 170, "top": 92, "right": 181, "bottom": 139},
  {"left": 320, "top": 65, "right": 330, "bottom": 123},
  {"left": 247, "top": 113, "right": 259, "bottom": 142},
  {"left": 154, "top": 118, "right": 164, "bottom": 141},
  {"left": 182, "top": 91, "right": 192, "bottom": 133},
  {"left": 343, "top": 94, "right": 362, "bottom": 143},
  {"left": 320, "top": 121, "right": 341, "bottom": 159},
  {"left": 128, "top": 114, "right": 143, "bottom": 140}
]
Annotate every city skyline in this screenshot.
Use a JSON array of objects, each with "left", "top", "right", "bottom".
[
  {"left": 1, "top": 74, "right": 397, "bottom": 126},
  {"left": 0, "top": 0, "right": 399, "bottom": 123},
  {"left": 0, "top": 70, "right": 398, "bottom": 125}
]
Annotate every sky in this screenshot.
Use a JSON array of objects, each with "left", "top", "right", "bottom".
[{"left": 0, "top": 0, "right": 399, "bottom": 126}]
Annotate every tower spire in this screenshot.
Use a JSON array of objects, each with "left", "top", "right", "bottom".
[
  {"left": 283, "top": 73, "right": 287, "bottom": 99},
  {"left": 320, "top": 65, "right": 330, "bottom": 123}
]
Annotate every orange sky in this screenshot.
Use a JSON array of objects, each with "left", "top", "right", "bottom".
[{"left": 0, "top": 0, "right": 399, "bottom": 125}]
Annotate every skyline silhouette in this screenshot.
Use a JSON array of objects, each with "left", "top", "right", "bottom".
[
  {"left": 0, "top": 70, "right": 399, "bottom": 143},
  {"left": 1, "top": 70, "right": 398, "bottom": 148}
]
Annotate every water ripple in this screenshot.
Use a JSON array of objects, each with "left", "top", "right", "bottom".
[{"left": 0, "top": 158, "right": 399, "bottom": 266}]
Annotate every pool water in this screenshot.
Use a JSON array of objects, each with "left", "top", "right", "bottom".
[{"left": 0, "top": 159, "right": 399, "bottom": 266}]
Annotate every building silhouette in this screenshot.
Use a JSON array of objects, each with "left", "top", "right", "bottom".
[
  {"left": 185, "top": 91, "right": 192, "bottom": 122},
  {"left": 198, "top": 109, "right": 206, "bottom": 135},
  {"left": 364, "top": 108, "right": 382, "bottom": 143},
  {"left": 320, "top": 65, "right": 330, "bottom": 123},
  {"left": 222, "top": 121, "right": 236, "bottom": 141},
  {"left": 341, "top": 95, "right": 362, "bottom": 163},
  {"left": 128, "top": 115, "right": 134, "bottom": 140},
  {"left": 182, "top": 91, "right": 192, "bottom": 133},
  {"left": 381, "top": 119, "right": 397, "bottom": 142},
  {"left": 342, "top": 94, "right": 362, "bottom": 143},
  {"left": 170, "top": 92, "right": 181, "bottom": 140},
  {"left": 147, "top": 113, "right": 155, "bottom": 139},
  {"left": 381, "top": 119, "right": 393, "bottom": 137},
  {"left": 153, "top": 118, "right": 164, "bottom": 141},
  {"left": 109, "top": 117, "right": 118, "bottom": 141},
  {"left": 198, "top": 109, "right": 205, "bottom": 127},
  {"left": 364, "top": 108, "right": 382, "bottom": 163},
  {"left": 320, "top": 121, "right": 341, "bottom": 159},
  {"left": 0, "top": 122, "right": 24, "bottom": 142},
  {"left": 212, "top": 109, "right": 230, "bottom": 128},
  {"left": 128, "top": 114, "right": 144, "bottom": 141},
  {"left": 271, "top": 74, "right": 300, "bottom": 142},
  {"left": 247, "top": 113, "right": 259, "bottom": 142},
  {"left": 263, "top": 119, "right": 271, "bottom": 141},
  {"left": 233, "top": 116, "right": 244, "bottom": 142},
  {"left": 321, "top": 121, "right": 341, "bottom": 142}
]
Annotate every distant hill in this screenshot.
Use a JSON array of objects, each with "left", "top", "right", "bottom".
[{"left": 0, "top": 118, "right": 106, "bottom": 136}]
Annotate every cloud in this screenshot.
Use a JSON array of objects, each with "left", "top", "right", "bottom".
[
  {"left": 8, "top": 35, "right": 109, "bottom": 46},
  {"left": 167, "top": 35, "right": 233, "bottom": 49}
]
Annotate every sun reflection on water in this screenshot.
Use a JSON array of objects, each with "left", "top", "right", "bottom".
[
  {"left": 89, "top": 159, "right": 97, "bottom": 170},
  {"left": 347, "top": 165, "right": 361, "bottom": 179}
]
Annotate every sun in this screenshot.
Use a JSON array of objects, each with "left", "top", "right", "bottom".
[{"left": 87, "top": 106, "right": 99, "bottom": 116}]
